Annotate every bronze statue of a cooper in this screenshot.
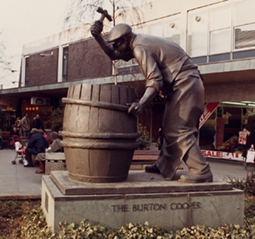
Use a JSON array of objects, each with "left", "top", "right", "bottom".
[{"left": 90, "top": 19, "right": 213, "bottom": 183}]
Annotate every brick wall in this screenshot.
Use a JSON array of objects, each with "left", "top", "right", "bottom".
[
  {"left": 25, "top": 49, "right": 59, "bottom": 87},
  {"left": 25, "top": 38, "right": 112, "bottom": 87},
  {"left": 68, "top": 38, "right": 112, "bottom": 81}
]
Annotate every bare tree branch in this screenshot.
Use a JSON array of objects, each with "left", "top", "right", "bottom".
[
  {"left": 63, "top": 0, "right": 150, "bottom": 85},
  {"left": 64, "top": 0, "right": 149, "bottom": 30},
  {"left": 0, "top": 30, "right": 18, "bottom": 84}
]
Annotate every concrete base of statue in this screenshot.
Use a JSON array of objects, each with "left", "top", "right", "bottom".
[{"left": 41, "top": 170, "right": 244, "bottom": 232}]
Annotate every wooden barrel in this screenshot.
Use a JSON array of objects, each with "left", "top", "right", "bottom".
[{"left": 60, "top": 84, "right": 139, "bottom": 183}]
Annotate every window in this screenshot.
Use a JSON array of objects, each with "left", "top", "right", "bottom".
[
  {"left": 235, "top": 24, "right": 255, "bottom": 49},
  {"left": 209, "top": 4, "right": 231, "bottom": 54},
  {"left": 234, "top": 0, "right": 255, "bottom": 26},
  {"left": 116, "top": 15, "right": 181, "bottom": 74},
  {"left": 234, "top": 0, "right": 255, "bottom": 50},
  {"left": 134, "top": 26, "right": 146, "bottom": 34},
  {"left": 148, "top": 21, "right": 163, "bottom": 37},
  {"left": 187, "top": 7, "right": 208, "bottom": 57},
  {"left": 188, "top": 0, "right": 255, "bottom": 62},
  {"left": 62, "top": 47, "right": 68, "bottom": 81},
  {"left": 164, "top": 14, "right": 181, "bottom": 45},
  {"left": 25, "top": 57, "right": 29, "bottom": 83}
]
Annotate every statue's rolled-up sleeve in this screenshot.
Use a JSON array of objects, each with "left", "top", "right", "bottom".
[{"left": 134, "top": 46, "right": 163, "bottom": 92}]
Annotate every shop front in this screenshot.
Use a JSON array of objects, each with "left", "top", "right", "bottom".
[{"left": 199, "top": 101, "right": 255, "bottom": 163}]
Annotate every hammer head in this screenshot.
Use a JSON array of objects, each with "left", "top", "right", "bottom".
[{"left": 97, "top": 7, "right": 112, "bottom": 22}]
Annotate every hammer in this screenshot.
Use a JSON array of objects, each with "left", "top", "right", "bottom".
[{"left": 97, "top": 7, "right": 112, "bottom": 22}]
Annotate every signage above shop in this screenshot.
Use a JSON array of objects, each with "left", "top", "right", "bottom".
[{"left": 31, "top": 97, "right": 51, "bottom": 105}]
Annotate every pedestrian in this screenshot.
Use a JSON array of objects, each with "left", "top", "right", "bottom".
[
  {"left": 24, "top": 128, "right": 48, "bottom": 167},
  {"left": 0, "top": 128, "right": 2, "bottom": 149},
  {"left": 15, "top": 118, "right": 21, "bottom": 133},
  {"left": 6, "top": 115, "right": 13, "bottom": 132},
  {"left": 21, "top": 112, "right": 30, "bottom": 137},
  {"left": 32, "top": 113, "right": 44, "bottom": 130},
  {"left": 90, "top": 22, "right": 212, "bottom": 183},
  {"left": 244, "top": 144, "right": 255, "bottom": 170},
  {"left": 38, "top": 129, "right": 50, "bottom": 145},
  {"left": 35, "top": 131, "right": 63, "bottom": 174},
  {"left": 10, "top": 126, "right": 19, "bottom": 147}
]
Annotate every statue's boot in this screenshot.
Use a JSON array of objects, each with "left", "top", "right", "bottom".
[
  {"left": 144, "top": 157, "right": 182, "bottom": 180},
  {"left": 163, "top": 158, "right": 183, "bottom": 181},
  {"left": 144, "top": 163, "right": 160, "bottom": 174},
  {"left": 179, "top": 170, "right": 213, "bottom": 183},
  {"left": 179, "top": 145, "right": 213, "bottom": 183}
]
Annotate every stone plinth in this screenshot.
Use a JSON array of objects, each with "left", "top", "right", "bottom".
[{"left": 41, "top": 171, "right": 244, "bottom": 232}]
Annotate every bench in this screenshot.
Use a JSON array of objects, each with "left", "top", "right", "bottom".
[
  {"left": 45, "top": 152, "right": 66, "bottom": 175},
  {"left": 44, "top": 150, "right": 182, "bottom": 174},
  {"left": 1, "top": 132, "right": 27, "bottom": 149},
  {"left": 131, "top": 150, "right": 183, "bottom": 171},
  {"left": 1, "top": 131, "right": 11, "bottom": 148},
  {"left": 131, "top": 150, "right": 159, "bottom": 170},
  {"left": 2, "top": 131, "right": 10, "bottom": 143}
]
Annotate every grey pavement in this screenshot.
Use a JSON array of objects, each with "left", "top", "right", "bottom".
[
  {"left": 0, "top": 148, "right": 252, "bottom": 200},
  {"left": 0, "top": 148, "right": 43, "bottom": 200}
]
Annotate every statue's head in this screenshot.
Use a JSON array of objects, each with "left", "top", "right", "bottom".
[
  {"left": 107, "top": 23, "right": 132, "bottom": 44},
  {"left": 107, "top": 23, "right": 133, "bottom": 53}
]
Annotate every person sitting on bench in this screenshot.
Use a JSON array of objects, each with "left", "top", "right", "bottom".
[
  {"left": 35, "top": 131, "right": 62, "bottom": 174},
  {"left": 24, "top": 128, "right": 49, "bottom": 167}
]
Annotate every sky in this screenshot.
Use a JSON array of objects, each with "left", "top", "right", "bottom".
[{"left": 0, "top": 0, "right": 70, "bottom": 88}]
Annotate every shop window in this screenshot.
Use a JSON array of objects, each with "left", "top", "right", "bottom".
[
  {"left": 223, "top": 107, "right": 242, "bottom": 142},
  {"left": 62, "top": 47, "right": 68, "bottom": 82}
]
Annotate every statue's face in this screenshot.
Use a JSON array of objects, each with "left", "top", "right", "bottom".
[{"left": 113, "top": 38, "right": 129, "bottom": 54}]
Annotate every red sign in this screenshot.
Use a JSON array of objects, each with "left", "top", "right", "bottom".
[
  {"left": 201, "top": 150, "right": 244, "bottom": 162},
  {"left": 243, "top": 128, "right": 251, "bottom": 136},
  {"left": 238, "top": 131, "right": 247, "bottom": 145},
  {"left": 199, "top": 102, "right": 221, "bottom": 129}
]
